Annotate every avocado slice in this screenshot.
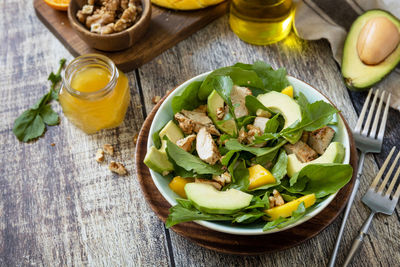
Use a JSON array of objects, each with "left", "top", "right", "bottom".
[
  {"left": 185, "top": 183, "right": 253, "bottom": 214},
  {"left": 257, "top": 91, "right": 301, "bottom": 129},
  {"left": 342, "top": 10, "right": 400, "bottom": 91},
  {"left": 287, "top": 142, "right": 345, "bottom": 177},
  {"left": 207, "top": 90, "right": 237, "bottom": 136},
  {"left": 144, "top": 121, "right": 183, "bottom": 174},
  {"left": 159, "top": 120, "right": 184, "bottom": 143},
  {"left": 144, "top": 146, "right": 174, "bottom": 174}
]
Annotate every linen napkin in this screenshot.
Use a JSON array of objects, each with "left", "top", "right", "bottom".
[{"left": 294, "top": 0, "right": 400, "bottom": 110}]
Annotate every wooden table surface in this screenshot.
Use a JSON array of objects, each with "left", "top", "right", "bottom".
[{"left": 1, "top": 1, "right": 399, "bottom": 266}]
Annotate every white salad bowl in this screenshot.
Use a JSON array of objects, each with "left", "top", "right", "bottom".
[{"left": 147, "top": 72, "right": 351, "bottom": 235}]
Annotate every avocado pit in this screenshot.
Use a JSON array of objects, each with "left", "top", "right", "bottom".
[{"left": 357, "top": 17, "right": 400, "bottom": 65}]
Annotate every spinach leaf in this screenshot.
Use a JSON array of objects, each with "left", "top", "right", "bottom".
[
  {"left": 166, "top": 140, "right": 224, "bottom": 175},
  {"left": 171, "top": 81, "right": 203, "bottom": 114},
  {"left": 245, "top": 95, "right": 274, "bottom": 116},
  {"left": 221, "top": 150, "right": 239, "bottom": 166},
  {"left": 232, "top": 209, "right": 266, "bottom": 224},
  {"left": 244, "top": 194, "right": 270, "bottom": 210},
  {"left": 166, "top": 199, "right": 234, "bottom": 228},
  {"left": 228, "top": 160, "right": 249, "bottom": 191},
  {"left": 13, "top": 59, "right": 66, "bottom": 142},
  {"left": 234, "top": 61, "right": 291, "bottom": 91},
  {"left": 263, "top": 202, "right": 306, "bottom": 231},
  {"left": 264, "top": 114, "right": 280, "bottom": 133},
  {"left": 271, "top": 149, "right": 287, "bottom": 182},
  {"left": 225, "top": 139, "right": 287, "bottom": 157},
  {"left": 198, "top": 67, "right": 264, "bottom": 100},
  {"left": 236, "top": 115, "right": 255, "bottom": 129},
  {"left": 287, "top": 163, "right": 353, "bottom": 198}
]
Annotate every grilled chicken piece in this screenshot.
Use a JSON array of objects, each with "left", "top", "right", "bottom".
[
  {"left": 253, "top": 117, "right": 270, "bottom": 134},
  {"left": 195, "top": 178, "right": 222, "bottom": 190},
  {"left": 308, "top": 126, "right": 335, "bottom": 155},
  {"left": 230, "top": 85, "right": 252, "bottom": 118},
  {"left": 284, "top": 141, "right": 318, "bottom": 163},
  {"left": 300, "top": 131, "right": 309, "bottom": 143},
  {"left": 196, "top": 127, "right": 221, "bottom": 165},
  {"left": 174, "top": 109, "right": 220, "bottom": 136},
  {"left": 176, "top": 134, "right": 196, "bottom": 152}
]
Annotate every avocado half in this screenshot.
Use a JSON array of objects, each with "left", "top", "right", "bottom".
[{"left": 342, "top": 10, "right": 400, "bottom": 91}]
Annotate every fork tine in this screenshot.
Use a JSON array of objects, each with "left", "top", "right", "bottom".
[
  {"left": 393, "top": 180, "right": 400, "bottom": 200},
  {"left": 385, "top": 164, "right": 400, "bottom": 197},
  {"left": 378, "top": 150, "right": 400, "bottom": 193},
  {"left": 370, "top": 146, "right": 396, "bottom": 190},
  {"left": 369, "top": 91, "right": 385, "bottom": 138},
  {"left": 361, "top": 90, "right": 380, "bottom": 136},
  {"left": 377, "top": 93, "right": 391, "bottom": 141},
  {"left": 354, "top": 89, "right": 373, "bottom": 133}
]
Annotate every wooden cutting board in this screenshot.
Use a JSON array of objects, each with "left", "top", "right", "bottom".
[
  {"left": 33, "top": 0, "right": 228, "bottom": 72},
  {"left": 135, "top": 90, "right": 358, "bottom": 255}
]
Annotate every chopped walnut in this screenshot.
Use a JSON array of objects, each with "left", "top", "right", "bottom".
[
  {"left": 269, "top": 196, "right": 276, "bottom": 208},
  {"left": 82, "top": 5, "right": 94, "bottom": 15},
  {"left": 103, "top": 144, "right": 114, "bottom": 156},
  {"left": 212, "top": 172, "right": 232, "bottom": 186},
  {"left": 109, "top": 161, "right": 127, "bottom": 175},
  {"left": 195, "top": 178, "right": 222, "bottom": 190},
  {"left": 77, "top": 0, "right": 142, "bottom": 34},
  {"left": 152, "top": 95, "right": 161, "bottom": 104},
  {"left": 216, "top": 107, "right": 225, "bottom": 120},
  {"left": 247, "top": 124, "right": 262, "bottom": 137},
  {"left": 95, "top": 149, "right": 105, "bottom": 162},
  {"left": 273, "top": 190, "right": 285, "bottom": 206}
]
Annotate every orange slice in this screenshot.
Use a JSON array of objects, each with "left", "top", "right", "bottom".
[{"left": 43, "top": 0, "right": 70, "bottom": 11}]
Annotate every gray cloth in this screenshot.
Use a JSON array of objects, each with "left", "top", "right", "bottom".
[{"left": 294, "top": 0, "right": 400, "bottom": 110}]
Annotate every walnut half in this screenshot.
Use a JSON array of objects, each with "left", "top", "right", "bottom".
[{"left": 109, "top": 161, "right": 127, "bottom": 175}]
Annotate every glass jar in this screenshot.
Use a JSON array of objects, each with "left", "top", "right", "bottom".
[
  {"left": 229, "top": 0, "right": 294, "bottom": 45},
  {"left": 59, "top": 54, "right": 130, "bottom": 134}
]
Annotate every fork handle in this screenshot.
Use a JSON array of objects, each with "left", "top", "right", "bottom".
[
  {"left": 328, "top": 152, "right": 366, "bottom": 267},
  {"left": 343, "top": 211, "right": 376, "bottom": 267}
]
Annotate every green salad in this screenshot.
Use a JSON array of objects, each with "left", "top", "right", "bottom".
[{"left": 144, "top": 61, "right": 353, "bottom": 231}]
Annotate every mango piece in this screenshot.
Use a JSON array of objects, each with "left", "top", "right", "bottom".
[
  {"left": 281, "top": 86, "right": 294, "bottom": 98},
  {"left": 248, "top": 164, "right": 276, "bottom": 190},
  {"left": 264, "top": 193, "right": 316, "bottom": 221},
  {"left": 169, "top": 176, "right": 194, "bottom": 198}
]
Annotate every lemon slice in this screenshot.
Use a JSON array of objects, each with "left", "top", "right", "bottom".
[{"left": 152, "top": 0, "right": 225, "bottom": 10}]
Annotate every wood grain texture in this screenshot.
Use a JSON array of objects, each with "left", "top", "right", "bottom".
[
  {"left": 1, "top": 0, "right": 399, "bottom": 266},
  {"left": 138, "top": 15, "right": 400, "bottom": 266},
  {"left": 135, "top": 90, "right": 358, "bottom": 254},
  {"left": 33, "top": 0, "right": 228, "bottom": 72}
]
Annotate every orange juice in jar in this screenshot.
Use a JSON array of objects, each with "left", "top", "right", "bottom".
[{"left": 59, "top": 54, "right": 130, "bottom": 134}]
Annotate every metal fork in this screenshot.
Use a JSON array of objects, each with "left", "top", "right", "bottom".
[
  {"left": 328, "top": 89, "right": 391, "bottom": 267},
  {"left": 343, "top": 146, "right": 400, "bottom": 266}
]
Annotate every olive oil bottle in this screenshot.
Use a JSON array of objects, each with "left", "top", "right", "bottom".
[{"left": 229, "top": 0, "right": 294, "bottom": 45}]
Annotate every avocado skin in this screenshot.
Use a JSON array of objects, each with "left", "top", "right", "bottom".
[{"left": 341, "top": 9, "right": 400, "bottom": 91}]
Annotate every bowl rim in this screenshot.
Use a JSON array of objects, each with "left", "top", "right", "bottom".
[
  {"left": 68, "top": 0, "right": 151, "bottom": 38},
  {"left": 147, "top": 71, "right": 351, "bottom": 235}
]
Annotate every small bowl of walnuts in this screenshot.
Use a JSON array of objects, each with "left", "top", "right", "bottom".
[{"left": 68, "top": 0, "right": 151, "bottom": 51}]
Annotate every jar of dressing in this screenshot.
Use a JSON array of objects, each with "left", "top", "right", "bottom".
[{"left": 59, "top": 54, "right": 130, "bottom": 134}]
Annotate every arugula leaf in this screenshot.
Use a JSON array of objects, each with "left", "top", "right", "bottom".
[
  {"left": 232, "top": 209, "right": 266, "bottom": 224},
  {"left": 171, "top": 81, "right": 203, "bottom": 114},
  {"left": 264, "top": 114, "right": 280, "bottom": 134},
  {"left": 228, "top": 160, "right": 249, "bottom": 191},
  {"left": 221, "top": 150, "right": 239, "bottom": 166},
  {"left": 263, "top": 202, "right": 306, "bottom": 231},
  {"left": 296, "top": 92, "right": 309, "bottom": 111},
  {"left": 271, "top": 149, "right": 287, "bottom": 182},
  {"left": 198, "top": 66, "right": 264, "bottom": 100},
  {"left": 236, "top": 115, "right": 255, "bottom": 129},
  {"left": 13, "top": 59, "right": 66, "bottom": 142},
  {"left": 225, "top": 138, "right": 287, "bottom": 157},
  {"left": 287, "top": 163, "right": 353, "bottom": 198},
  {"left": 245, "top": 193, "right": 270, "bottom": 209},
  {"left": 166, "top": 140, "right": 224, "bottom": 175},
  {"left": 39, "top": 105, "right": 59, "bottom": 125},
  {"left": 166, "top": 199, "right": 233, "bottom": 228},
  {"left": 245, "top": 95, "right": 274, "bottom": 116}
]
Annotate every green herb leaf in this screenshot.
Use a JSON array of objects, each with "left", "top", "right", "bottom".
[
  {"left": 232, "top": 209, "right": 266, "bottom": 224},
  {"left": 39, "top": 105, "right": 59, "bottom": 125},
  {"left": 166, "top": 199, "right": 234, "bottom": 228},
  {"left": 245, "top": 95, "right": 274, "bottom": 116},
  {"left": 225, "top": 138, "right": 287, "bottom": 157},
  {"left": 228, "top": 160, "right": 249, "bottom": 191},
  {"left": 287, "top": 163, "right": 353, "bottom": 198},
  {"left": 271, "top": 149, "right": 287, "bottom": 182},
  {"left": 264, "top": 114, "right": 280, "bottom": 133},
  {"left": 166, "top": 139, "right": 224, "bottom": 175},
  {"left": 13, "top": 110, "right": 45, "bottom": 142},
  {"left": 171, "top": 81, "right": 203, "bottom": 114}
]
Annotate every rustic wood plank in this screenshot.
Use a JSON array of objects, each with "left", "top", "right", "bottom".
[
  {"left": 0, "top": 1, "right": 171, "bottom": 266},
  {"left": 33, "top": 0, "right": 228, "bottom": 72},
  {"left": 138, "top": 15, "right": 400, "bottom": 266}
]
